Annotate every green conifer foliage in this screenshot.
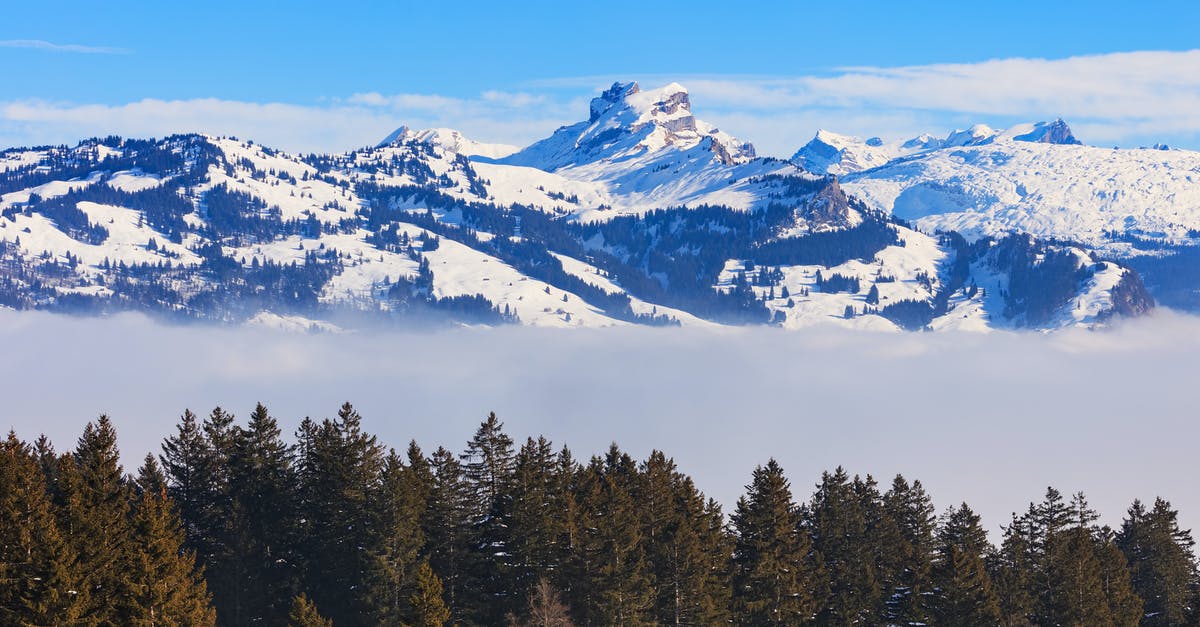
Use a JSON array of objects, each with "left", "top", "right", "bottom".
[
  {"left": 0, "top": 432, "right": 84, "bottom": 625},
  {"left": 806, "top": 467, "right": 879, "bottom": 625},
  {"left": 929, "top": 503, "right": 1001, "bottom": 626},
  {"left": 731, "top": 459, "right": 822, "bottom": 625},
  {"left": 411, "top": 559, "right": 451, "bottom": 627},
  {"left": 66, "top": 416, "right": 132, "bottom": 624},
  {"left": 288, "top": 593, "right": 333, "bottom": 627},
  {"left": 1118, "top": 497, "right": 1198, "bottom": 626},
  {"left": 121, "top": 455, "right": 217, "bottom": 626}
]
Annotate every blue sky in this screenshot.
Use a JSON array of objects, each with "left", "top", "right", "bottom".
[{"left": 3, "top": 1, "right": 1200, "bottom": 154}]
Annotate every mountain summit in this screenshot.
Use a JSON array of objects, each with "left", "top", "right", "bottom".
[
  {"left": 503, "top": 81, "right": 756, "bottom": 170},
  {"left": 792, "top": 119, "right": 1085, "bottom": 175}
]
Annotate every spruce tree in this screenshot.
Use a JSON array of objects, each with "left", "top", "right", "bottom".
[
  {"left": 990, "top": 512, "right": 1037, "bottom": 626},
  {"left": 64, "top": 415, "right": 132, "bottom": 624},
  {"left": 364, "top": 448, "right": 427, "bottom": 625},
  {"left": 288, "top": 593, "right": 333, "bottom": 627},
  {"left": 1040, "top": 493, "right": 1113, "bottom": 626},
  {"left": 0, "top": 431, "right": 84, "bottom": 624},
  {"left": 460, "top": 411, "right": 517, "bottom": 623},
  {"left": 227, "top": 402, "right": 298, "bottom": 625},
  {"left": 806, "top": 467, "right": 878, "bottom": 625},
  {"left": 880, "top": 475, "right": 936, "bottom": 624},
  {"left": 638, "top": 451, "right": 732, "bottom": 625},
  {"left": 1118, "top": 497, "right": 1197, "bottom": 626},
  {"left": 731, "top": 459, "right": 821, "bottom": 625},
  {"left": 423, "top": 446, "right": 474, "bottom": 623},
  {"left": 296, "top": 402, "right": 386, "bottom": 626},
  {"left": 506, "top": 436, "right": 568, "bottom": 620},
  {"left": 929, "top": 503, "right": 1001, "bottom": 626},
  {"left": 411, "top": 559, "right": 451, "bottom": 627},
  {"left": 1094, "top": 526, "right": 1143, "bottom": 626},
  {"left": 568, "top": 446, "right": 654, "bottom": 626},
  {"left": 120, "top": 455, "right": 217, "bottom": 626}
]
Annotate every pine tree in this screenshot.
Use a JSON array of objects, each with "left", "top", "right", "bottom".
[
  {"left": 639, "top": 450, "right": 732, "bottom": 625},
  {"left": 567, "top": 446, "right": 654, "bottom": 626},
  {"left": 731, "top": 459, "right": 822, "bottom": 625},
  {"left": 506, "top": 436, "right": 568, "bottom": 619},
  {"left": 411, "top": 559, "right": 451, "bottom": 627},
  {"left": 880, "top": 475, "right": 936, "bottom": 624},
  {"left": 0, "top": 431, "right": 84, "bottom": 625},
  {"left": 990, "top": 512, "right": 1037, "bottom": 627},
  {"left": 363, "top": 448, "right": 427, "bottom": 624},
  {"left": 288, "top": 593, "right": 333, "bottom": 627},
  {"left": 423, "top": 446, "right": 474, "bottom": 623},
  {"left": 806, "top": 467, "right": 878, "bottom": 625},
  {"left": 63, "top": 415, "right": 132, "bottom": 624},
  {"left": 120, "top": 455, "right": 217, "bottom": 626},
  {"left": 1118, "top": 497, "right": 1197, "bottom": 626},
  {"left": 929, "top": 503, "right": 1001, "bottom": 626},
  {"left": 460, "top": 411, "right": 517, "bottom": 623},
  {"left": 227, "top": 403, "right": 298, "bottom": 625},
  {"left": 1040, "top": 493, "right": 1113, "bottom": 626},
  {"left": 296, "top": 402, "right": 386, "bottom": 626}
]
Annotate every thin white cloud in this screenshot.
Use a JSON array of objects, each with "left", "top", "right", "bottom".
[
  {"left": 0, "top": 95, "right": 573, "bottom": 154},
  {"left": 0, "top": 39, "right": 129, "bottom": 54},
  {"left": 2, "top": 50, "right": 1200, "bottom": 155},
  {"left": 529, "top": 50, "right": 1200, "bottom": 154}
]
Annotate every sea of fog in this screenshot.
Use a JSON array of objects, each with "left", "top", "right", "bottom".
[{"left": 3, "top": 310, "right": 1198, "bottom": 536}]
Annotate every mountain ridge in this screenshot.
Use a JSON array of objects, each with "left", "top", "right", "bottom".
[{"left": 0, "top": 80, "right": 1182, "bottom": 332}]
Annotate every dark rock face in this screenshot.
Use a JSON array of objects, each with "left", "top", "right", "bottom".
[
  {"left": 803, "top": 178, "right": 854, "bottom": 230},
  {"left": 1015, "top": 118, "right": 1082, "bottom": 145},
  {"left": 1102, "top": 269, "right": 1155, "bottom": 320},
  {"left": 590, "top": 81, "right": 641, "bottom": 122}
]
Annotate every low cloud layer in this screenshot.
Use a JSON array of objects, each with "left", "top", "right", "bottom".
[
  {"left": 2, "top": 50, "right": 1199, "bottom": 155},
  {"left": 3, "top": 310, "right": 1199, "bottom": 535}
]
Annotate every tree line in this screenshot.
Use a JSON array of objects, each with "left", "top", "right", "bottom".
[{"left": 2, "top": 404, "right": 1197, "bottom": 626}]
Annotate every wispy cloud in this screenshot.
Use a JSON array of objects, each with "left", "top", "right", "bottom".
[
  {"left": 0, "top": 39, "right": 130, "bottom": 54},
  {"left": 0, "top": 94, "right": 574, "bottom": 154},
  {"left": 532, "top": 50, "right": 1200, "bottom": 154},
  {"left": 1, "top": 50, "right": 1199, "bottom": 155}
]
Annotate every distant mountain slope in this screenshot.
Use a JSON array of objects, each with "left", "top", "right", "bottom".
[
  {"left": 0, "top": 82, "right": 1167, "bottom": 331},
  {"left": 840, "top": 141, "right": 1200, "bottom": 251}
]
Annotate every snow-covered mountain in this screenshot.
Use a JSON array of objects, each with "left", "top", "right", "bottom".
[
  {"left": 497, "top": 81, "right": 802, "bottom": 220},
  {"left": 838, "top": 135, "right": 1200, "bottom": 253},
  {"left": 377, "top": 126, "right": 518, "bottom": 160},
  {"left": 792, "top": 119, "right": 1083, "bottom": 176},
  {"left": 0, "top": 82, "right": 1171, "bottom": 332}
]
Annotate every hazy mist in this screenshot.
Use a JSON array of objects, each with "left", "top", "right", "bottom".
[{"left": 3, "top": 310, "right": 1198, "bottom": 535}]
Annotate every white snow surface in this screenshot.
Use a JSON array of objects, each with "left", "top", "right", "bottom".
[
  {"left": 842, "top": 141, "right": 1200, "bottom": 249},
  {"left": 379, "top": 126, "right": 518, "bottom": 159}
]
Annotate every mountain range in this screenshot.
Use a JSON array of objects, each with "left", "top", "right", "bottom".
[{"left": 4, "top": 80, "right": 1194, "bottom": 331}]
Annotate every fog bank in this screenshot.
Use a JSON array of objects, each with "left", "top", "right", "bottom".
[{"left": 3, "top": 310, "right": 1198, "bottom": 534}]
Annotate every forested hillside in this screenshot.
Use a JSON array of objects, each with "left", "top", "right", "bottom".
[{"left": 2, "top": 405, "right": 1196, "bottom": 625}]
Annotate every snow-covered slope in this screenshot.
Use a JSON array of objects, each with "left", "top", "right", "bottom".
[
  {"left": 841, "top": 140, "right": 1200, "bottom": 251},
  {"left": 0, "top": 83, "right": 1163, "bottom": 332},
  {"left": 378, "top": 126, "right": 518, "bottom": 159},
  {"left": 791, "top": 130, "right": 941, "bottom": 176},
  {"left": 793, "top": 119, "right": 1083, "bottom": 176},
  {"left": 497, "top": 81, "right": 805, "bottom": 219}
]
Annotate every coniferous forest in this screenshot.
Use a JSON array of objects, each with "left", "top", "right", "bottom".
[{"left": 2, "top": 404, "right": 1198, "bottom": 626}]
